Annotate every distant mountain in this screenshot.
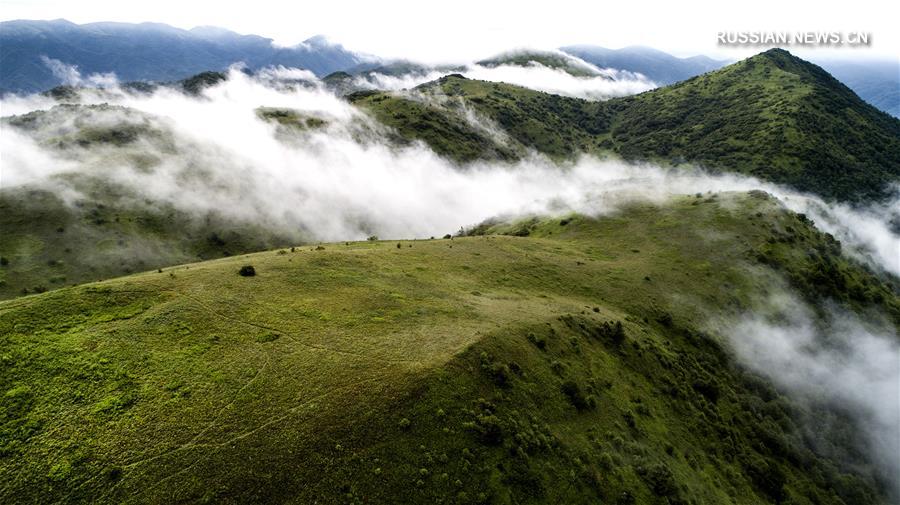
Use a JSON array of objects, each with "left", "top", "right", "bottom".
[
  {"left": 0, "top": 19, "right": 366, "bottom": 93},
  {"left": 559, "top": 45, "right": 727, "bottom": 84}
]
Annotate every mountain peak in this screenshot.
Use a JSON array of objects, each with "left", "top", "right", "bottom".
[
  {"left": 608, "top": 49, "right": 900, "bottom": 200},
  {"left": 744, "top": 48, "right": 855, "bottom": 94}
]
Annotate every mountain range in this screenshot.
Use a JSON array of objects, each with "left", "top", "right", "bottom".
[
  {"left": 0, "top": 19, "right": 365, "bottom": 92},
  {"left": 0, "top": 20, "right": 897, "bottom": 117}
]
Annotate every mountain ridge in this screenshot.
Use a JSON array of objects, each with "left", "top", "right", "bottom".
[
  {"left": 351, "top": 49, "right": 900, "bottom": 202},
  {"left": 0, "top": 19, "right": 365, "bottom": 92}
]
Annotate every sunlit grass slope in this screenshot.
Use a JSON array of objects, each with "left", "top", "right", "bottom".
[{"left": 1, "top": 192, "right": 896, "bottom": 504}]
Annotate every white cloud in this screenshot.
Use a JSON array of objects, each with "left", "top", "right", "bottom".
[
  {"left": 728, "top": 295, "right": 900, "bottom": 494},
  {"left": 40, "top": 55, "right": 119, "bottom": 87}
]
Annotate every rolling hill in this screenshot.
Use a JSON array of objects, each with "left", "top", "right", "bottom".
[{"left": 2, "top": 192, "right": 896, "bottom": 504}]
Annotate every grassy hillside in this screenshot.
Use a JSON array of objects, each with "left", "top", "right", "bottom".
[
  {"left": 352, "top": 50, "right": 900, "bottom": 201},
  {"left": 349, "top": 76, "right": 611, "bottom": 161},
  {"left": 2, "top": 192, "right": 896, "bottom": 504}
]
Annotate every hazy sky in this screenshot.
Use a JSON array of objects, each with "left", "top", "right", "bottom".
[{"left": 1, "top": 0, "right": 897, "bottom": 61}]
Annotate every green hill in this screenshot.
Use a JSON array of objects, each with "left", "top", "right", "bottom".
[
  {"left": 348, "top": 76, "right": 611, "bottom": 161},
  {"left": 606, "top": 49, "right": 900, "bottom": 201},
  {"left": 2, "top": 192, "right": 896, "bottom": 504},
  {"left": 352, "top": 50, "right": 900, "bottom": 201}
]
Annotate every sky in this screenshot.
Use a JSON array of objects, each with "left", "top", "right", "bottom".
[{"left": 1, "top": 0, "right": 897, "bottom": 62}]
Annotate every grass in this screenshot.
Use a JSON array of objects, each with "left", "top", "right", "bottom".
[{"left": 1, "top": 192, "right": 894, "bottom": 503}]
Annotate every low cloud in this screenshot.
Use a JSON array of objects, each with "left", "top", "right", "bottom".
[
  {"left": 350, "top": 52, "right": 656, "bottom": 100},
  {"left": 728, "top": 294, "right": 899, "bottom": 494},
  {"left": 462, "top": 63, "right": 656, "bottom": 100},
  {"left": 40, "top": 55, "right": 119, "bottom": 88}
]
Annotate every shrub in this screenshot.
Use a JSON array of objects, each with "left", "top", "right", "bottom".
[
  {"left": 623, "top": 411, "right": 636, "bottom": 428},
  {"left": 561, "top": 381, "right": 593, "bottom": 411},
  {"left": 743, "top": 455, "right": 786, "bottom": 502},
  {"left": 467, "top": 414, "right": 503, "bottom": 445},
  {"left": 398, "top": 417, "right": 411, "bottom": 430},
  {"left": 238, "top": 265, "right": 256, "bottom": 277},
  {"left": 692, "top": 379, "right": 720, "bottom": 403},
  {"left": 480, "top": 352, "right": 511, "bottom": 387},
  {"left": 526, "top": 332, "right": 547, "bottom": 350},
  {"left": 256, "top": 333, "right": 280, "bottom": 343},
  {"left": 641, "top": 463, "right": 678, "bottom": 497},
  {"left": 593, "top": 320, "right": 625, "bottom": 346}
]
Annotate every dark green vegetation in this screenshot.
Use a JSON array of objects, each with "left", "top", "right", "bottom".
[
  {"left": 349, "top": 76, "right": 609, "bottom": 161},
  {"left": 606, "top": 49, "right": 900, "bottom": 201},
  {"left": 2, "top": 192, "right": 896, "bottom": 504},
  {"left": 4, "top": 103, "right": 170, "bottom": 148},
  {"left": 181, "top": 71, "right": 227, "bottom": 96},
  {"left": 255, "top": 107, "right": 328, "bottom": 133},
  {"left": 351, "top": 49, "right": 900, "bottom": 201}
]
